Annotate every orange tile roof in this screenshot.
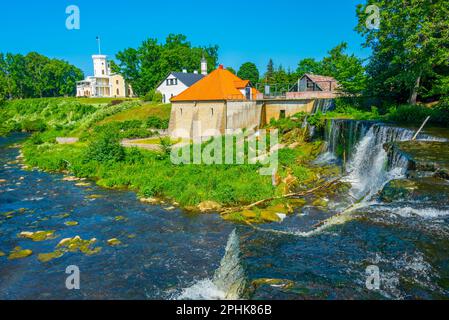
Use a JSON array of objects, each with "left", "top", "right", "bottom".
[{"left": 171, "top": 66, "right": 252, "bottom": 102}]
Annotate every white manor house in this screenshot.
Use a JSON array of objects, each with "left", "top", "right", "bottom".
[{"left": 76, "top": 54, "right": 133, "bottom": 98}]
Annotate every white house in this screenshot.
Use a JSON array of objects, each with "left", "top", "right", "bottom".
[
  {"left": 76, "top": 54, "right": 133, "bottom": 98},
  {"left": 156, "top": 56, "right": 208, "bottom": 103}
]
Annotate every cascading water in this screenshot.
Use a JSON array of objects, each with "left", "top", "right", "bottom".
[
  {"left": 312, "top": 99, "right": 336, "bottom": 114},
  {"left": 322, "top": 119, "right": 445, "bottom": 201},
  {"left": 176, "top": 229, "right": 246, "bottom": 300}
]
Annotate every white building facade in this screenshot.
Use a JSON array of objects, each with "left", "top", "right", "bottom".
[
  {"left": 156, "top": 57, "right": 208, "bottom": 103},
  {"left": 76, "top": 55, "right": 133, "bottom": 98}
]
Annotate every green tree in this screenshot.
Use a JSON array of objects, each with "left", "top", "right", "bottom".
[
  {"left": 296, "top": 58, "right": 323, "bottom": 76},
  {"left": 237, "top": 62, "right": 259, "bottom": 85},
  {"left": 226, "top": 67, "right": 236, "bottom": 74},
  {"left": 116, "top": 34, "right": 219, "bottom": 96},
  {"left": 356, "top": 0, "right": 449, "bottom": 104}
]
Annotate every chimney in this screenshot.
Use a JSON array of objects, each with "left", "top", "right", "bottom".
[
  {"left": 193, "top": 70, "right": 198, "bottom": 74},
  {"left": 182, "top": 69, "right": 187, "bottom": 73},
  {"left": 218, "top": 65, "right": 224, "bottom": 70}
]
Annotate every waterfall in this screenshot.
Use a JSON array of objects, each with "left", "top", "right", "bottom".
[
  {"left": 323, "top": 120, "right": 443, "bottom": 201},
  {"left": 312, "top": 99, "right": 336, "bottom": 114},
  {"left": 177, "top": 229, "right": 246, "bottom": 300}
]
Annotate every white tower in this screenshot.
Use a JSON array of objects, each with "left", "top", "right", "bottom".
[
  {"left": 201, "top": 55, "right": 208, "bottom": 75},
  {"left": 92, "top": 55, "right": 109, "bottom": 77}
]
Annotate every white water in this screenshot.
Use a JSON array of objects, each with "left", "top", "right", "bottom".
[{"left": 177, "top": 229, "right": 246, "bottom": 300}]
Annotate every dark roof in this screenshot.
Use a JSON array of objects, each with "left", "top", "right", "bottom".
[{"left": 171, "top": 72, "right": 205, "bottom": 87}]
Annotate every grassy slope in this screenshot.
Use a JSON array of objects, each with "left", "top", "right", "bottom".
[{"left": 98, "top": 103, "right": 171, "bottom": 125}]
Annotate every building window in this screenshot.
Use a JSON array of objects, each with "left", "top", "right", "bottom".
[
  {"left": 102, "top": 70, "right": 105, "bottom": 75},
  {"left": 211, "top": 108, "right": 214, "bottom": 117},
  {"left": 116, "top": 80, "right": 119, "bottom": 85},
  {"left": 117, "top": 89, "right": 120, "bottom": 95},
  {"left": 180, "top": 108, "right": 183, "bottom": 116},
  {"left": 280, "top": 110, "right": 286, "bottom": 119}
]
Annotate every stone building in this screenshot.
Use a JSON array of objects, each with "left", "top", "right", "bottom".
[{"left": 169, "top": 65, "right": 261, "bottom": 139}]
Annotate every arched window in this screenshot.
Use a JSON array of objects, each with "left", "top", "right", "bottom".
[{"left": 117, "top": 89, "right": 120, "bottom": 95}]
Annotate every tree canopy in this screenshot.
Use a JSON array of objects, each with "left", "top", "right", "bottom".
[
  {"left": 0, "top": 52, "right": 83, "bottom": 100},
  {"left": 115, "top": 34, "right": 219, "bottom": 96},
  {"left": 237, "top": 62, "right": 260, "bottom": 85},
  {"left": 356, "top": 0, "right": 449, "bottom": 104},
  {"left": 295, "top": 43, "right": 367, "bottom": 95}
]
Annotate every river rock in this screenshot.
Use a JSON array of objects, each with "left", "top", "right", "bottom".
[
  {"left": 107, "top": 238, "right": 122, "bottom": 246},
  {"left": 18, "top": 230, "right": 56, "bottom": 242},
  {"left": 63, "top": 176, "right": 80, "bottom": 182},
  {"left": 140, "top": 197, "right": 160, "bottom": 204},
  {"left": 8, "top": 247, "right": 33, "bottom": 260},
  {"left": 0, "top": 179, "right": 6, "bottom": 184},
  {"left": 197, "top": 201, "right": 222, "bottom": 212},
  {"left": 64, "top": 221, "right": 79, "bottom": 227}
]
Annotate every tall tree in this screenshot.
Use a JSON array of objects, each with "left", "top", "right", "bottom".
[
  {"left": 237, "top": 62, "right": 259, "bottom": 85},
  {"left": 356, "top": 0, "right": 449, "bottom": 104},
  {"left": 116, "top": 34, "right": 219, "bottom": 96},
  {"left": 296, "top": 58, "right": 323, "bottom": 76}
]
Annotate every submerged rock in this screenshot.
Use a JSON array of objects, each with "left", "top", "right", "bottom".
[
  {"left": 114, "top": 216, "right": 127, "bottom": 222},
  {"left": 63, "top": 176, "right": 80, "bottom": 182},
  {"left": 0, "top": 179, "right": 7, "bottom": 184},
  {"left": 87, "top": 194, "right": 103, "bottom": 199},
  {"left": 198, "top": 201, "right": 222, "bottom": 213},
  {"left": 139, "top": 197, "right": 161, "bottom": 204},
  {"left": 57, "top": 236, "right": 101, "bottom": 256},
  {"left": 75, "top": 182, "right": 91, "bottom": 187},
  {"left": 64, "top": 221, "right": 79, "bottom": 227},
  {"left": 38, "top": 250, "right": 65, "bottom": 263},
  {"left": 18, "top": 230, "right": 56, "bottom": 242},
  {"left": 0, "top": 251, "right": 5, "bottom": 257},
  {"left": 8, "top": 247, "right": 33, "bottom": 260},
  {"left": 107, "top": 238, "right": 122, "bottom": 246}
]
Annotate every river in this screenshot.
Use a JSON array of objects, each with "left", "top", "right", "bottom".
[{"left": 1, "top": 119, "right": 449, "bottom": 300}]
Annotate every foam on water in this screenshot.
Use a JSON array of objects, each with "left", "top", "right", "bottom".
[{"left": 177, "top": 229, "right": 246, "bottom": 300}]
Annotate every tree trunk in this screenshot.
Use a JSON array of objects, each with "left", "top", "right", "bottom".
[{"left": 408, "top": 73, "right": 421, "bottom": 105}]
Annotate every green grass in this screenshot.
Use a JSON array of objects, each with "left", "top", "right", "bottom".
[{"left": 98, "top": 102, "right": 171, "bottom": 125}]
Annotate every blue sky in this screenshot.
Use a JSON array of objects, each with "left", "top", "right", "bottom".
[{"left": 0, "top": 0, "right": 370, "bottom": 76}]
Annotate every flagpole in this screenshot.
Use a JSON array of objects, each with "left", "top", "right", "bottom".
[{"left": 96, "top": 36, "right": 101, "bottom": 55}]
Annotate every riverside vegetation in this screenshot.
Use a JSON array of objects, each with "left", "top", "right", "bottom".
[{"left": 1, "top": 97, "right": 447, "bottom": 224}]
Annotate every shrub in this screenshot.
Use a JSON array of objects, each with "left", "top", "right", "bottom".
[
  {"left": 21, "top": 119, "right": 47, "bottom": 132},
  {"left": 84, "top": 131, "right": 125, "bottom": 163},
  {"left": 146, "top": 116, "right": 169, "bottom": 129}
]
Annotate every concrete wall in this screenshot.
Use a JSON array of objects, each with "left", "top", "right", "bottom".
[
  {"left": 263, "top": 100, "right": 315, "bottom": 124},
  {"left": 286, "top": 91, "right": 339, "bottom": 99},
  {"left": 227, "top": 101, "right": 261, "bottom": 132},
  {"left": 169, "top": 101, "right": 226, "bottom": 139}
]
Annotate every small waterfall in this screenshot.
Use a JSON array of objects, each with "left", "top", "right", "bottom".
[
  {"left": 177, "top": 229, "right": 246, "bottom": 300},
  {"left": 312, "top": 99, "right": 336, "bottom": 114},
  {"left": 322, "top": 120, "right": 442, "bottom": 201}
]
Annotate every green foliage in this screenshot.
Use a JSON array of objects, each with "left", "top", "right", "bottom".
[
  {"left": 85, "top": 131, "right": 125, "bottom": 163},
  {"left": 356, "top": 0, "right": 449, "bottom": 104},
  {"left": 237, "top": 62, "right": 260, "bottom": 85},
  {"left": 116, "top": 34, "right": 219, "bottom": 96},
  {"left": 385, "top": 104, "right": 449, "bottom": 127},
  {"left": 296, "top": 43, "right": 367, "bottom": 95},
  {"left": 146, "top": 116, "right": 169, "bottom": 129},
  {"left": 226, "top": 67, "right": 236, "bottom": 75},
  {"left": 0, "top": 52, "right": 83, "bottom": 99}
]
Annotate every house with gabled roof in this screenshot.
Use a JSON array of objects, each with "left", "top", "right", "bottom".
[
  {"left": 286, "top": 73, "right": 340, "bottom": 99},
  {"left": 156, "top": 71, "right": 205, "bottom": 103},
  {"left": 169, "top": 65, "right": 262, "bottom": 139}
]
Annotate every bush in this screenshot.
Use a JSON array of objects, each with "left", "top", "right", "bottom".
[
  {"left": 21, "top": 119, "right": 47, "bottom": 132},
  {"left": 146, "top": 116, "right": 169, "bottom": 129},
  {"left": 84, "top": 131, "right": 125, "bottom": 163}
]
